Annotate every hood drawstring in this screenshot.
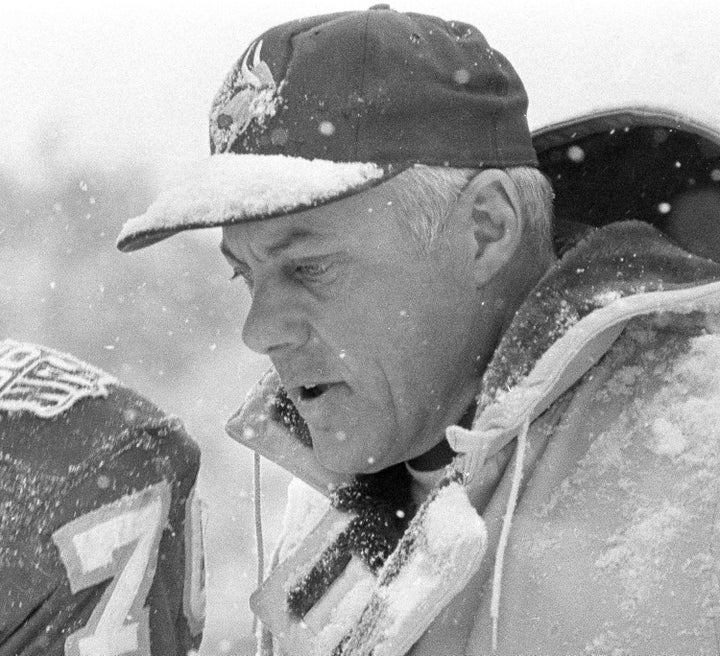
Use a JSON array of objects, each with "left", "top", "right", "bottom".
[
  {"left": 253, "top": 451, "right": 275, "bottom": 656},
  {"left": 490, "top": 416, "right": 530, "bottom": 653},
  {"left": 254, "top": 452, "right": 265, "bottom": 604}
]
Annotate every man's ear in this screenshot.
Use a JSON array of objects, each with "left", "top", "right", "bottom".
[{"left": 457, "top": 169, "right": 523, "bottom": 287}]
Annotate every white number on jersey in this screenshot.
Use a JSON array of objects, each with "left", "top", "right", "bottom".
[{"left": 52, "top": 482, "right": 171, "bottom": 656}]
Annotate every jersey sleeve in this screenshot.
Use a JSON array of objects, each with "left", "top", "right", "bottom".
[{"left": 0, "top": 340, "right": 205, "bottom": 656}]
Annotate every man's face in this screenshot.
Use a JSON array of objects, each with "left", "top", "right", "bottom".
[{"left": 221, "top": 179, "right": 490, "bottom": 474}]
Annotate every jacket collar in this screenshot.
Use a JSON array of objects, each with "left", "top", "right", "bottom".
[{"left": 449, "top": 220, "right": 720, "bottom": 475}]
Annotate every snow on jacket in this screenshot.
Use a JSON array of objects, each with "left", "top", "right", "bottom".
[{"left": 228, "top": 221, "right": 720, "bottom": 656}]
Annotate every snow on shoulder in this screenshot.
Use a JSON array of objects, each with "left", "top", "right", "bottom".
[{"left": 116, "top": 154, "right": 387, "bottom": 251}]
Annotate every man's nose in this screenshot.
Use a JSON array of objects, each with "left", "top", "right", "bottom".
[{"left": 241, "top": 280, "right": 310, "bottom": 355}]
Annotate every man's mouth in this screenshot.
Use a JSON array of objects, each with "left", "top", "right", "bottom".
[{"left": 299, "top": 384, "right": 331, "bottom": 401}]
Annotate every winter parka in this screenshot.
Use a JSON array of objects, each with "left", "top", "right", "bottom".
[{"left": 228, "top": 221, "right": 720, "bottom": 656}]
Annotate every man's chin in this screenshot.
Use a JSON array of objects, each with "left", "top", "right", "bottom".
[
  {"left": 318, "top": 460, "right": 389, "bottom": 476},
  {"left": 311, "top": 436, "right": 393, "bottom": 475}
]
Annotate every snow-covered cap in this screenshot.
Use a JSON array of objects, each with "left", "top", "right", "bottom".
[
  {"left": 116, "top": 6, "right": 537, "bottom": 252},
  {"left": 532, "top": 106, "right": 720, "bottom": 229}
]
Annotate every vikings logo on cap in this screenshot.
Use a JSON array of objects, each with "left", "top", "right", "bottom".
[
  {"left": 0, "top": 340, "right": 115, "bottom": 418},
  {"left": 210, "top": 39, "right": 284, "bottom": 154}
]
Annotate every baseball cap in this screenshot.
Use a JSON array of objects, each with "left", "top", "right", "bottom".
[{"left": 117, "top": 5, "right": 537, "bottom": 252}]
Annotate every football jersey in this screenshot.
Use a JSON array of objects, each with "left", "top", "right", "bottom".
[{"left": 0, "top": 340, "right": 205, "bottom": 656}]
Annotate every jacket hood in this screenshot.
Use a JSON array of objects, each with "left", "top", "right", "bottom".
[
  {"left": 449, "top": 221, "right": 720, "bottom": 473},
  {"left": 482, "top": 220, "right": 720, "bottom": 407},
  {"left": 533, "top": 107, "right": 720, "bottom": 258}
]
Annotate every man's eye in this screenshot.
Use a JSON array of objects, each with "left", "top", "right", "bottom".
[{"left": 295, "top": 261, "right": 333, "bottom": 279}]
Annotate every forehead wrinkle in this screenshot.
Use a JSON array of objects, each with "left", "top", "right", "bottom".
[
  {"left": 222, "top": 222, "right": 339, "bottom": 263},
  {"left": 265, "top": 227, "right": 328, "bottom": 257}
]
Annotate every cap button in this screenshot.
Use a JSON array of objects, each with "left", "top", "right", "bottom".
[{"left": 369, "top": 4, "right": 392, "bottom": 9}]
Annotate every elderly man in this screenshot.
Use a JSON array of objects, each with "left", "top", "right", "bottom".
[{"left": 118, "top": 7, "right": 720, "bottom": 655}]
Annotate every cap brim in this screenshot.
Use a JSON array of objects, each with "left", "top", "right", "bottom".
[
  {"left": 532, "top": 105, "right": 720, "bottom": 153},
  {"left": 116, "top": 154, "right": 408, "bottom": 252}
]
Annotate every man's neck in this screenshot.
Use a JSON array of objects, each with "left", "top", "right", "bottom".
[
  {"left": 407, "top": 400, "right": 477, "bottom": 472},
  {"left": 407, "top": 438, "right": 457, "bottom": 472}
]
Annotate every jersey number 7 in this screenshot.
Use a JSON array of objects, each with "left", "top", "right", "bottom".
[{"left": 52, "top": 482, "right": 173, "bottom": 656}]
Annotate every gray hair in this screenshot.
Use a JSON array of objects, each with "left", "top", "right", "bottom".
[{"left": 390, "top": 165, "right": 555, "bottom": 253}]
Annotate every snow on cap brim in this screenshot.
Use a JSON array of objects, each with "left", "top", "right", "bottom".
[{"left": 116, "top": 154, "right": 403, "bottom": 252}]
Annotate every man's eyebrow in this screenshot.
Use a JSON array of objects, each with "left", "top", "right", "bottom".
[
  {"left": 267, "top": 228, "right": 324, "bottom": 255},
  {"left": 219, "top": 228, "right": 330, "bottom": 263}
]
